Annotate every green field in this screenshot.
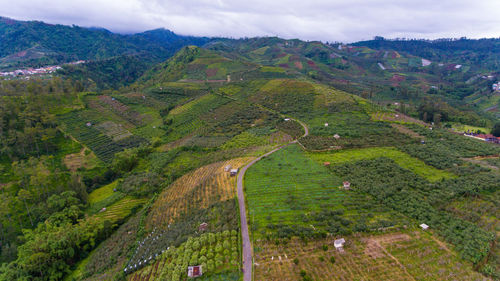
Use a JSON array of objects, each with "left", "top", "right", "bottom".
[
  {"left": 245, "top": 144, "right": 407, "bottom": 239},
  {"left": 308, "top": 147, "right": 455, "bottom": 182},
  {"left": 88, "top": 181, "right": 118, "bottom": 204},
  {"left": 93, "top": 196, "right": 147, "bottom": 224}
]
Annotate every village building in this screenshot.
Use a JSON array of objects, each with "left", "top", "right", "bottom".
[
  {"left": 224, "top": 165, "right": 232, "bottom": 172},
  {"left": 323, "top": 162, "right": 330, "bottom": 167},
  {"left": 343, "top": 181, "right": 351, "bottom": 190},
  {"left": 188, "top": 265, "right": 203, "bottom": 278},
  {"left": 333, "top": 134, "right": 340, "bottom": 139},
  {"left": 334, "top": 238, "right": 345, "bottom": 252},
  {"left": 230, "top": 168, "right": 239, "bottom": 176},
  {"left": 324, "top": 123, "right": 329, "bottom": 127},
  {"left": 199, "top": 222, "right": 208, "bottom": 232},
  {"left": 420, "top": 223, "right": 429, "bottom": 230}
]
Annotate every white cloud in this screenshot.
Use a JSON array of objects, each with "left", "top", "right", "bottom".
[{"left": 1, "top": 0, "right": 499, "bottom": 42}]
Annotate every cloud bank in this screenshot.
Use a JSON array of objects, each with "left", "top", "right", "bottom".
[{"left": 1, "top": 0, "right": 500, "bottom": 42}]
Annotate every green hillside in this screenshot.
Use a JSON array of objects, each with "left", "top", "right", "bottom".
[{"left": 0, "top": 30, "right": 499, "bottom": 281}]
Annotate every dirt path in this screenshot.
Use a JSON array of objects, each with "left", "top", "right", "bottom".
[{"left": 237, "top": 118, "right": 308, "bottom": 281}]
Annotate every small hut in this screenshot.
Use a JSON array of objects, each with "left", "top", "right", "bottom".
[
  {"left": 333, "top": 134, "right": 340, "bottom": 139},
  {"left": 324, "top": 123, "right": 329, "bottom": 127},
  {"left": 343, "top": 181, "right": 351, "bottom": 190},
  {"left": 199, "top": 222, "right": 208, "bottom": 232},
  {"left": 323, "top": 162, "right": 331, "bottom": 167},
  {"left": 420, "top": 223, "right": 429, "bottom": 230},
  {"left": 188, "top": 265, "right": 203, "bottom": 278},
  {"left": 334, "top": 238, "right": 345, "bottom": 252},
  {"left": 230, "top": 168, "right": 239, "bottom": 176}
]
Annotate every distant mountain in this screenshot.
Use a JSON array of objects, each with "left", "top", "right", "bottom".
[{"left": 0, "top": 16, "right": 211, "bottom": 69}]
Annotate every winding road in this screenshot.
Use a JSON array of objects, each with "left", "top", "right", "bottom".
[{"left": 237, "top": 118, "right": 308, "bottom": 281}]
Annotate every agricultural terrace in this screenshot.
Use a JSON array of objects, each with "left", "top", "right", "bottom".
[
  {"left": 165, "top": 93, "right": 232, "bottom": 142},
  {"left": 60, "top": 111, "right": 148, "bottom": 162},
  {"left": 88, "top": 181, "right": 119, "bottom": 204},
  {"left": 309, "top": 147, "right": 455, "bottom": 182},
  {"left": 371, "top": 112, "right": 428, "bottom": 126},
  {"left": 63, "top": 148, "right": 100, "bottom": 172},
  {"left": 245, "top": 144, "right": 408, "bottom": 240},
  {"left": 127, "top": 230, "right": 240, "bottom": 281},
  {"left": 92, "top": 196, "right": 147, "bottom": 224},
  {"left": 146, "top": 158, "right": 253, "bottom": 229},
  {"left": 254, "top": 231, "right": 486, "bottom": 281}
]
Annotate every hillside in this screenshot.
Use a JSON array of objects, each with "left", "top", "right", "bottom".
[
  {"left": 0, "top": 17, "right": 210, "bottom": 69},
  {"left": 0, "top": 29, "right": 499, "bottom": 281},
  {"left": 207, "top": 37, "right": 500, "bottom": 123}
]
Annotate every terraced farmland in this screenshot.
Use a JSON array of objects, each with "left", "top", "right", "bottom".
[
  {"left": 254, "top": 231, "right": 486, "bottom": 281},
  {"left": 146, "top": 158, "right": 253, "bottom": 229},
  {"left": 244, "top": 144, "right": 407, "bottom": 239},
  {"left": 93, "top": 196, "right": 147, "bottom": 224},
  {"left": 309, "top": 147, "right": 455, "bottom": 182},
  {"left": 60, "top": 111, "right": 148, "bottom": 162}
]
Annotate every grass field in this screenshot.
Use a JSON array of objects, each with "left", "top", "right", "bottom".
[
  {"left": 93, "top": 196, "right": 147, "bottom": 224},
  {"left": 308, "top": 147, "right": 454, "bottom": 182},
  {"left": 88, "top": 181, "right": 119, "bottom": 204},
  {"left": 449, "top": 123, "right": 491, "bottom": 134},
  {"left": 254, "top": 231, "right": 486, "bottom": 281}
]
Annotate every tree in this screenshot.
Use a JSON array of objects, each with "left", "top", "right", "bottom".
[{"left": 492, "top": 122, "right": 500, "bottom": 137}]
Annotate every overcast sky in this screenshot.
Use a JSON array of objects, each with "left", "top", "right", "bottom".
[{"left": 1, "top": 0, "right": 500, "bottom": 42}]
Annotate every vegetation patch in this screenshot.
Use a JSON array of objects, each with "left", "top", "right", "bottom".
[
  {"left": 245, "top": 144, "right": 407, "bottom": 240},
  {"left": 309, "top": 147, "right": 454, "bottom": 181},
  {"left": 254, "top": 232, "right": 483, "bottom": 281}
]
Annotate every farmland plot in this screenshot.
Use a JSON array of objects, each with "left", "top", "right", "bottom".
[
  {"left": 95, "top": 121, "right": 132, "bottom": 141},
  {"left": 146, "top": 158, "right": 253, "bottom": 229},
  {"left": 309, "top": 147, "right": 454, "bottom": 182},
  {"left": 245, "top": 144, "right": 407, "bottom": 239},
  {"left": 254, "top": 232, "right": 486, "bottom": 281}
]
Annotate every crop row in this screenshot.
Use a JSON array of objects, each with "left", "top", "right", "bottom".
[{"left": 60, "top": 112, "right": 148, "bottom": 162}]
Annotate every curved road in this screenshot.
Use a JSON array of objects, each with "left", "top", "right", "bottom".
[{"left": 237, "top": 118, "right": 308, "bottom": 281}]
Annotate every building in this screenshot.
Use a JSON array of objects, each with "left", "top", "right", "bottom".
[
  {"left": 334, "top": 238, "right": 345, "bottom": 252},
  {"left": 323, "top": 162, "right": 330, "bottom": 166},
  {"left": 333, "top": 134, "right": 340, "bottom": 139},
  {"left": 324, "top": 123, "right": 329, "bottom": 127},
  {"left": 420, "top": 223, "right": 429, "bottom": 230},
  {"left": 343, "top": 181, "right": 351, "bottom": 190},
  {"left": 199, "top": 222, "right": 208, "bottom": 232},
  {"left": 188, "top": 265, "right": 203, "bottom": 278},
  {"left": 230, "top": 168, "right": 239, "bottom": 176},
  {"left": 224, "top": 165, "right": 232, "bottom": 172}
]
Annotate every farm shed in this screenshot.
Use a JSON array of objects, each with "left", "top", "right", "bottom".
[
  {"left": 343, "top": 181, "right": 351, "bottom": 190},
  {"left": 199, "top": 222, "right": 208, "bottom": 232},
  {"left": 188, "top": 265, "right": 203, "bottom": 277},
  {"left": 420, "top": 223, "right": 429, "bottom": 230},
  {"left": 230, "top": 168, "right": 239, "bottom": 176},
  {"left": 334, "top": 238, "right": 345, "bottom": 252}
]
